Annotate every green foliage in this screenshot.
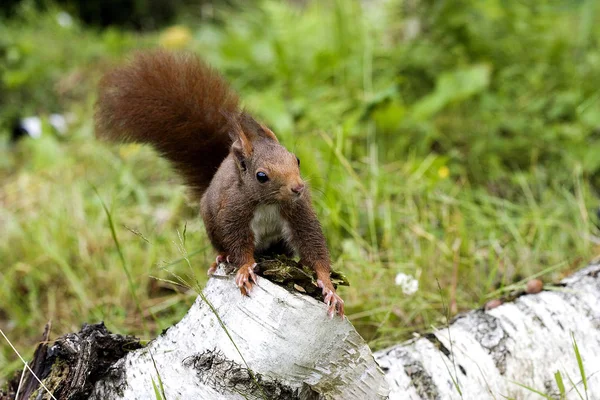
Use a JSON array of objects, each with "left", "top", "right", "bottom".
[
  {"left": 0, "top": 2, "right": 144, "bottom": 127},
  {"left": 1, "top": 0, "right": 599, "bottom": 386},
  {"left": 410, "top": 64, "right": 491, "bottom": 121},
  {"left": 196, "top": 0, "right": 600, "bottom": 187},
  {"left": 402, "top": 0, "right": 600, "bottom": 185}
]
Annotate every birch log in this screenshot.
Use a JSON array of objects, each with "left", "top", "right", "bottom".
[
  {"left": 90, "top": 265, "right": 389, "bottom": 400},
  {"left": 375, "top": 261, "right": 600, "bottom": 399},
  {"left": 9, "top": 262, "right": 600, "bottom": 400}
]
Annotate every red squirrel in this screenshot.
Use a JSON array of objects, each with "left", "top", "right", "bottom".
[{"left": 95, "top": 50, "right": 344, "bottom": 318}]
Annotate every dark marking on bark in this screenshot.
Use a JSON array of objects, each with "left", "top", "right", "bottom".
[
  {"left": 544, "top": 379, "right": 560, "bottom": 399},
  {"left": 424, "top": 334, "right": 467, "bottom": 377},
  {"left": 424, "top": 333, "right": 451, "bottom": 358},
  {"left": 470, "top": 311, "right": 510, "bottom": 375},
  {"left": 298, "top": 384, "right": 324, "bottom": 400},
  {"left": 93, "top": 363, "right": 129, "bottom": 398},
  {"left": 514, "top": 301, "right": 546, "bottom": 330},
  {"left": 499, "top": 314, "right": 517, "bottom": 332},
  {"left": 391, "top": 348, "right": 440, "bottom": 400},
  {"left": 532, "top": 315, "right": 546, "bottom": 329},
  {"left": 183, "top": 349, "right": 321, "bottom": 400},
  {"left": 449, "top": 313, "right": 467, "bottom": 324}
]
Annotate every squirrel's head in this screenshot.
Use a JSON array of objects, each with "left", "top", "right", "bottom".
[{"left": 227, "top": 113, "right": 305, "bottom": 202}]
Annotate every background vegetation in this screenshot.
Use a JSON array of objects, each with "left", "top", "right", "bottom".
[{"left": 1, "top": 0, "right": 600, "bottom": 383}]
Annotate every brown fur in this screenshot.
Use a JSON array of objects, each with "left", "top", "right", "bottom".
[
  {"left": 95, "top": 50, "right": 238, "bottom": 198},
  {"left": 95, "top": 50, "right": 344, "bottom": 317}
]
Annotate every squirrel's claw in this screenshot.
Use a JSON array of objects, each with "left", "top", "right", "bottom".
[
  {"left": 208, "top": 254, "right": 227, "bottom": 276},
  {"left": 317, "top": 279, "right": 345, "bottom": 319},
  {"left": 235, "top": 262, "right": 258, "bottom": 295}
]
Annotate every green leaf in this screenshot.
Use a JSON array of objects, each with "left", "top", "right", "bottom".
[{"left": 412, "top": 64, "right": 492, "bottom": 120}]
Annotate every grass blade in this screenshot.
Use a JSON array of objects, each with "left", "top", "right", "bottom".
[
  {"left": 571, "top": 332, "right": 588, "bottom": 398},
  {"left": 92, "top": 185, "right": 148, "bottom": 332},
  {"left": 436, "top": 279, "right": 462, "bottom": 397},
  {"left": 511, "top": 381, "right": 552, "bottom": 399},
  {"left": 0, "top": 329, "right": 58, "bottom": 400},
  {"left": 554, "top": 370, "right": 566, "bottom": 400},
  {"left": 565, "top": 372, "right": 585, "bottom": 400},
  {"left": 149, "top": 350, "right": 167, "bottom": 400},
  {"left": 151, "top": 378, "right": 164, "bottom": 400}
]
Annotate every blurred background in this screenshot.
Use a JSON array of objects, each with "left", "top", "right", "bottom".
[{"left": 1, "top": 0, "right": 600, "bottom": 383}]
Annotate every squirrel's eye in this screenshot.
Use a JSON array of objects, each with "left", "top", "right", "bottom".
[
  {"left": 256, "top": 171, "right": 269, "bottom": 183},
  {"left": 296, "top": 156, "right": 300, "bottom": 166}
]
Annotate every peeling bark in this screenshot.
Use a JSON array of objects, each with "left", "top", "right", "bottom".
[
  {"left": 1, "top": 323, "right": 142, "bottom": 400},
  {"left": 375, "top": 262, "right": 600, "bottom": 399}
]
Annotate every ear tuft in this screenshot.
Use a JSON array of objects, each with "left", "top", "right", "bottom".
[
  {"left": 231, "top": 138, "right": 250, "bottom": 169},
  {"left": 236, "top": 128, "right": 253, "bottom": 157},
  {"left": 223, "top": 111, "right": 253, "bottom": 160},
  {"left": 259, "top": 124, "right": 279, "bottom": 142}
]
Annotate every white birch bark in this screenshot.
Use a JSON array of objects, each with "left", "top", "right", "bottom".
[
  {"left": 86, "top": 261, "right": 600, "bottom": 400},
  {"left": 375, "top": 262, "right": 600, "bottom": 399},
  {"left": 90, "top": 266, "right": 389, "bottom": 400}
]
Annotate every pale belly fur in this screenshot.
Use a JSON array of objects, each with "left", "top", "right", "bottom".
[{"left": 251, "top": 204, "right": 293, "bottom": 253}]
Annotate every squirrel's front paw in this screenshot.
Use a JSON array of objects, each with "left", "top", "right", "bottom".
[
  {"left": 208, "top": 254, "right": 228, "bottom": 276},
  {"left": 317, "top": 280, "right": 345, "bottom": 319},
  {"left": 235, "top": 262, "right": 258, "bottom": 296}
]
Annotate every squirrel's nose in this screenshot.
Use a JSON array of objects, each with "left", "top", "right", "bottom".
[{"left": 291, "top": 183, "right": 305, "bottom": 195}]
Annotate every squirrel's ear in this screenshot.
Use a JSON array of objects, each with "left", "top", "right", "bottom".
[
  {"left": 230, "top": 126, "right": 253, "bottom": 170},
  {"left": 239, "top": 112, "right": 278, "bottom": 143},
  {"left": 223, "top": 111, "right": 253, "bottom": 163},
  {"left": 231, "top": 130, "right": 253, "bottom": 164},
  {"left": 259, "top": 124, "right": 279, "bottom": 142}
]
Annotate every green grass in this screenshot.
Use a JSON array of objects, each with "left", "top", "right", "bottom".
[{"left": 1, "top": 0, "right": 600, "bottom": 386}]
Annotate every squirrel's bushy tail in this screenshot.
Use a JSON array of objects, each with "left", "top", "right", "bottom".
[{"left": 95, "top": 49, "right": 239, "bottom": 198}]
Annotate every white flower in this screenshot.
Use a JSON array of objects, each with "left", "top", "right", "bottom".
[{"left": 395, "top": 272, "right": 419, "bottom": 296}]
